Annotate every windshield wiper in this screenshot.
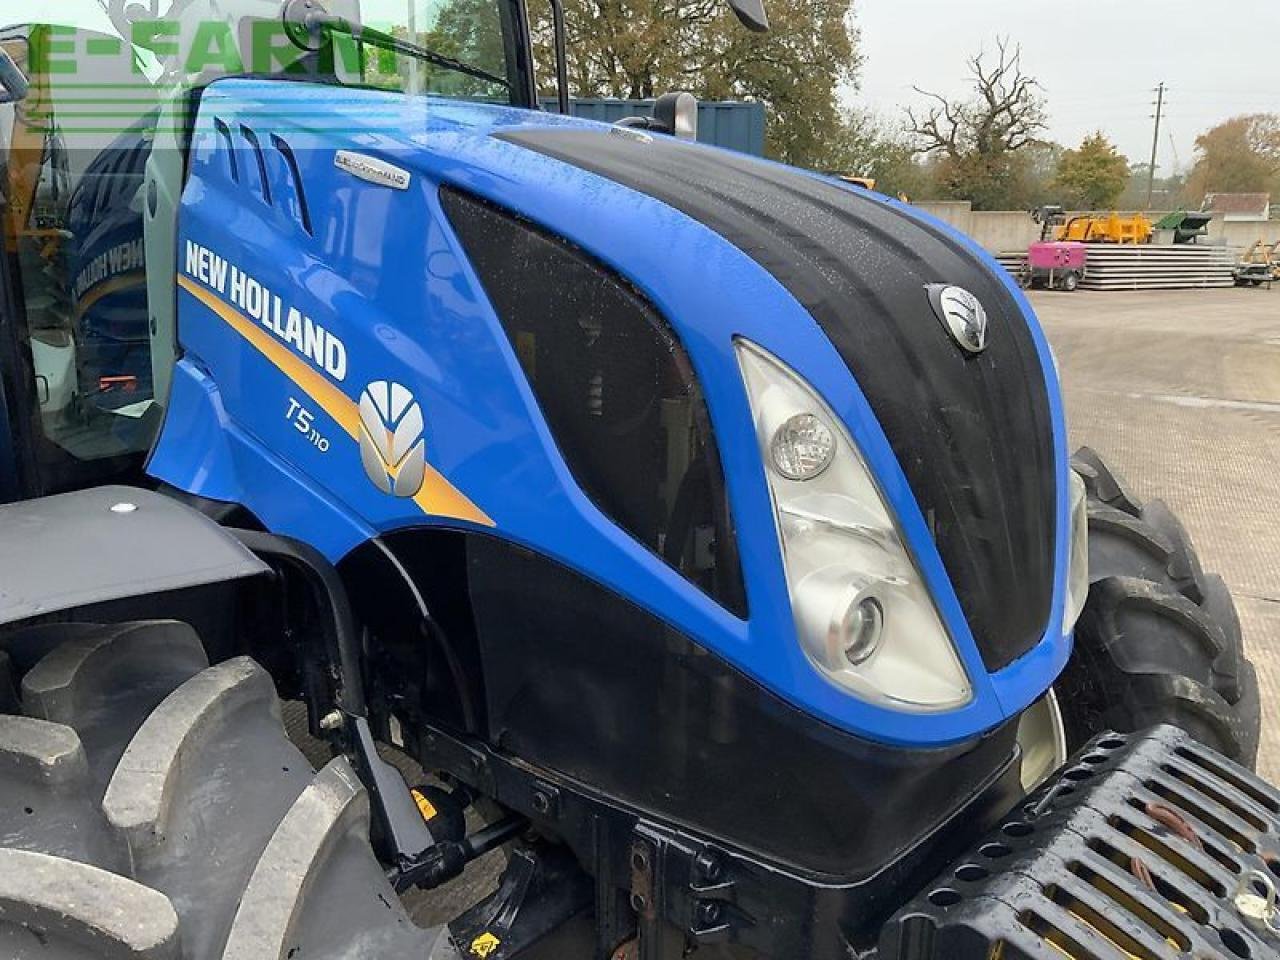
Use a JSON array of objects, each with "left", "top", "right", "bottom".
[{"left": 303, "top": 13, "right": 509, "bottom": 89}]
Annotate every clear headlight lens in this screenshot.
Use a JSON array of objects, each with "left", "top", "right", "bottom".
[
  {"left": 770, "top": 413, "right": 836, "bottom": 480},
  {"left": 737, "top": 340, "right": 972, "bottom": 712},
  {"left": 1064, "top": 469, "right": 1089, "bottom": 630}
]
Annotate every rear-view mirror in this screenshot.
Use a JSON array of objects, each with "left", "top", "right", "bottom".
[{"left": 727, "top": 0, "right": 769, "bottom": 32}]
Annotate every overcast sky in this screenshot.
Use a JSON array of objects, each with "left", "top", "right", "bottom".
[{"left": 850, "top": 0, "right": 1278, "bottom": 175}]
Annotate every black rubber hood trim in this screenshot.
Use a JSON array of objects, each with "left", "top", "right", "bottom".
[{"left": 496, "top": 128, "right": 1056, "bottom": 672}]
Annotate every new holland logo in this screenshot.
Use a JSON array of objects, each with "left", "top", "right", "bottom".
[
  {"left": 926, "top": 284, "right": 989, "bottom": 354},
  {"left": 359, "top": 381, "right": 427, "bottom": 498}
]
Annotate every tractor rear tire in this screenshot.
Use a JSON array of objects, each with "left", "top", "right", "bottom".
[
  {"left": 0, "top": 620, "right": 457, "bottom": 960},
  {"left": 1057, "top": 449, "right": 1262, "bottom": 768}
]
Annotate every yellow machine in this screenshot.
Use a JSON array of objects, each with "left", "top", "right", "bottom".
[
  {"left": 1237, "top": 240, "right": 1280, "bottom": 286},
  {"left": 832, "top": 175, "right": 910, "bottom": 202},
  {"left": 1057, "top": 212, "right": 1153, "bottom": 245},
  {"left": 1242, "top": 240, "right": 1280, "bottom": 274},
  {"left": 838, "top": 175, "right": 877, "bottom": 190},
  {"left": 3, "top": 36, "right": 56, "bottom": 254}
]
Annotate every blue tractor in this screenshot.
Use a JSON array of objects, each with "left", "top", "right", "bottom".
[{"left": 0, "top": 3, "right": 1268, "bottom": 958}]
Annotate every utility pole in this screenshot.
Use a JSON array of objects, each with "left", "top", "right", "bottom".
[
  {"left": 1168, "top": 132, "right": 1181, "bottom": 179},
  {"left": 407, "top": 0, "right": 421, "bottom": 96},
  {"left": 1146, "top": 82, "right": 1166, "bottom": 210}
]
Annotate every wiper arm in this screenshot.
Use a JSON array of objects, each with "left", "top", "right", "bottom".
[{"left": 303, "top": 12, "right": 509, "bottom": 89}]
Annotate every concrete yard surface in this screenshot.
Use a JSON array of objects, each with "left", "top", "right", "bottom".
[{"left": 1031, "top": 286, "right": 1280, "bottom": 781}]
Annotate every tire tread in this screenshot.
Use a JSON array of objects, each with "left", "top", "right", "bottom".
[
  {"left": 0, "top": 622, "right": 443, "bottom": 960},
  {"left": 1063, "top": 449, "right": 1261, "bottom": 768}
]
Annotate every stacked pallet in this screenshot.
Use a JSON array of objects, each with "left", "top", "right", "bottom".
[
  {"left": 995, "top": 252, "right": 1026, "bottom": 277},
  {"left": 1078, "top": 245, "right": 1236, "bottom": 290},
  {"left": 992, "top": 245, "right": 1236, "bottom": 290}
]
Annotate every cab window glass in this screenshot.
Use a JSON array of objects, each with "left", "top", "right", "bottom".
[
  {"left": 0, "top": 26, "right": 160, "bottom": 493},
  {"left": 360, "top": 0, "right": 511, "bottom": 101}
]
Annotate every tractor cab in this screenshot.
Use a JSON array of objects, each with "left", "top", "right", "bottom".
[
  {"left": 0, "top": 0, "right": 776, "bottom": 501},
  {"left": 0, "top": 15, "right": 163, "bottom": 496},
  {"left": 0, "top": 0, "right": 543, "bottom": 500}
]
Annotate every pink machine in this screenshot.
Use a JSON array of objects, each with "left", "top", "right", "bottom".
[
  {"left": 1026, "top": 240, "right": 1087, "bottom": 291},
  {"left": 1022, "top": 205, "right": 1086, "bottom": 292}
]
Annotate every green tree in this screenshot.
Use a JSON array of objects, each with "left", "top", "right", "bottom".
[
  {"left": 1054, "top": 132, "right": 1130, "bottom": 210},
  {"left": 1184, "top": 114, "right": 1280, "bottom": 202},
  {"left": 526, "top": 0, "right": 860, "bottom": 168},
  {"left": 906, "top": 37, "right": 1048, "bottom": 210},
  {"left": 1017, "top": 139, "right": 1064, "bottom": 207},
  {"left": 1117, "top": 163, "right": 1185, "bottom": 210},
  {"left": 824, "top": 110, "right": 937, "bottom": 199}
]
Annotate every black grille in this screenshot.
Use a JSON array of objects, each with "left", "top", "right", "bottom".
[
  {"left": 440, "top": 187, "right": 746, "bottom": 617},
  {"left": 882, "top": 725, "right": 1280, "bottom": 959},
  {"left": 496, "top": 129, "right": 1056, "bottom": 670}
]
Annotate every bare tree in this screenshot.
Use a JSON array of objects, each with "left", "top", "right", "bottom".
[{"left": 906, "top": 38, "right": 1048, "bottom": 208}]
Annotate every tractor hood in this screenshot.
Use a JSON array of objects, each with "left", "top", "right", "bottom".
[
  {"left": 491, "top": 124, "right": 1059, "bottom": 675},
  {"left": 433, "top": 97, "right": 1066, "bottom": 711},
  {"left": 407, "top": 99, "right": 1064, "bottom": 670},
  {"left": 159, "top": 81, "right": 1071, "bottom": 749}
]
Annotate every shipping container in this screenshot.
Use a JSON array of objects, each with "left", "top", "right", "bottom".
[{"left": 538, "top": 98, "right": 766, "bottom": 156}]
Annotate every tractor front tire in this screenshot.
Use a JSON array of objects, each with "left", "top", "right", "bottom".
[
  {"left": 0, "top": 620, "right": 455, "bottom": 960},
  {"left": 1056, "top": 449, "right": 1262, "bottom": 768}
]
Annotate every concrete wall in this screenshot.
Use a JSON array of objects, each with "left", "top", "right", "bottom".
[
  {"left": 1219, "top": 220, "right": 1280, "bottom": 251},
  {"left": 914, "top": 200, "right": 1280, "bottom": 254}
]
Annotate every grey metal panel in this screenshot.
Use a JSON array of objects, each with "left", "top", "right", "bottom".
[
  {"left": 539, "top": 98, "right": 767, "bottom": 156},
  {"left": 0, "top": 486, "right": 268, "bottom": 626},
  {"left": 697, "top": 101, "right": 767, "bottom": 158}
]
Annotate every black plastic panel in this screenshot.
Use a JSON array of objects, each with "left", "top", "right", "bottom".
[
  {"left": 497, "top": 128, "right": 1057, "bottom": 672},
  {"left": 464, "top": 534, "right": 1019, "bottom": 879},
  {"left": 441, "top": 187, "right": 746, "bottom": 618}
]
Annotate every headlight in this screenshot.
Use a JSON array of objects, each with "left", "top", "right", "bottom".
[
  {"left": 770, "top": 413, "right": 836, "bottom": 480},
  {"left": 1064, "top": 469, "right": 1089, "bottom": 630},
  {"left": 736, "top": 340, "right": 971, "bottom": 712}
]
